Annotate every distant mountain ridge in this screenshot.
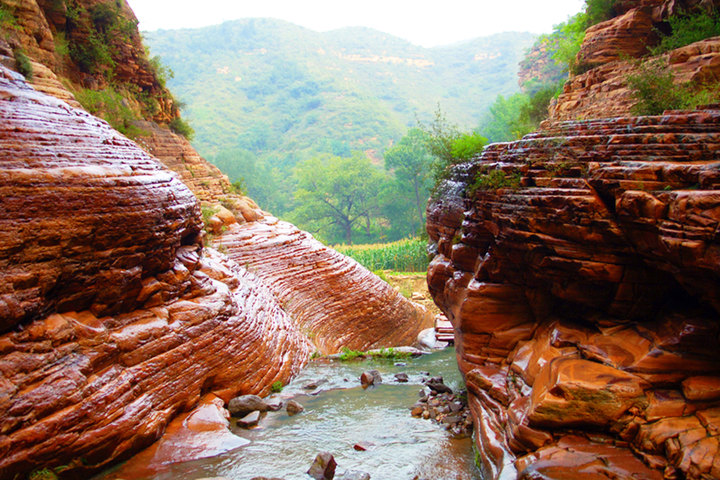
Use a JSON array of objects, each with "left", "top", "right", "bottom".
[{"left": 146, "top": 19, "right": 536, "bottom": 211}]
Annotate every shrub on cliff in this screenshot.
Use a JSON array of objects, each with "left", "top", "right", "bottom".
[
  {"left": 169, "top": 116, "right": 195, "bottom": 140},
  {"left": 627, "top": 58, "right": 720, "bottom": 115},
  {"left": 651, "top": 8, "right": 720, "bottom": 55},
  {"left": 13, "top": 48, "right": 32, "bottom": 80}
]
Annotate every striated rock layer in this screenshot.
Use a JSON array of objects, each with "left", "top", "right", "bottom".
[
  {"left": 0, "top": 66, "right": 311, "bottom": 477},
  {"left": 427, "top": 107, "right": 720, "bottom": 479},
  {"left": 550, "top": 0, "right": 720, "bottom": 122},
  {"left": 216, "top": 219, "right": 432, "bottom": 354}
]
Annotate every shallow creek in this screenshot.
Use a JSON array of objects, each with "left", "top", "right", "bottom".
[{"left": 99, "top": 347, "right": 480, "bottom": 480}]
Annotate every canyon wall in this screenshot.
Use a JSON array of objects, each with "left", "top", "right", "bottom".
[
  {"left": 427, "top": 108, "right": 720, "bottom": 479},
  {"left": 0, "top": 65, "right": 311, "bottom": 477}
]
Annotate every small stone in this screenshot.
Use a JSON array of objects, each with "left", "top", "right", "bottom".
[
  {"left": 411, "top": 406, "right": 424, "bottom": 417},
  {"left": 353, "top": 441, "right": 373, "bottom": 451},
  {"left": 337, "top": 472, "right": 371, "bottom": 480},
  {"left": 450, "top": 402, "right": 463, "bottom": 413},
  {"left": 237, "top": 410, "right": 262, "bottom": 428},
  {"left": 308, "top": 452, "right": 337, "bottom": 480},
  {"left": 426, "top": 381, "right": 452, "bottom": 395},
  {"left": 394, "top": 373, "right": 409, "bottom": 383},
  {"left": 286, "top": 400, "right": 304, "bottom": 416},
  {"left": 422, "top": 410, "right": 431, "bottom": 419},
  {"left": 394, "top": 362, "right": 407, "bottom": 366},
  {"left": 443, "top": 415, "right": 461, "bottom": 425}
]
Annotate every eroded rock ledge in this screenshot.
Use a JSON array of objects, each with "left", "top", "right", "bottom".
[{"left": 427, "top": 108, "right": 720, "bottom": 479}]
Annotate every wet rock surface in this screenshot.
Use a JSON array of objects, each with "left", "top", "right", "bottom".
[
  {"left": 215, "top": 219, "right": 432, "bottom": 354},
  {"left": 307, "top": 452, "right": 337, "bottom": 480},
  {"left": 411, "top": 379, "right": 473, "bottom": 438},
  {"left": 427, "top": 107, "right": 720, "bottom": 479},
  {"left": 0, "top": 66, "right": 314, "bottom": 478}
]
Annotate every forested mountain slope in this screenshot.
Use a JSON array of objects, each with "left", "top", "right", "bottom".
[{"left": 146, "top": 20, "right": 536, "bottom": 212}]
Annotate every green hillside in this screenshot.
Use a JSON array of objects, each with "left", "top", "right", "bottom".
[{"left": 146, "top": 19, "right": 535, "bottom": 216}]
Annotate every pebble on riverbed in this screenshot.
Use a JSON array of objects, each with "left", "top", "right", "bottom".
[{"left": 410, "top": 378, "right": 473, "bottom": 438}]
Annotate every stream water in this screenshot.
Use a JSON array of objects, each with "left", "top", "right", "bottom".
[{"left": 99, "top": 347, "right": 480, "bottom": 480}]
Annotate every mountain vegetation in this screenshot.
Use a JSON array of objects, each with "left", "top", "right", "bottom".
[{"left": 145, "top": 21, "right": 535, "bottom": 243}]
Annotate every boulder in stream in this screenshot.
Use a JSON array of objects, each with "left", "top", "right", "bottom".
[
  {"left": 394, "top": 373, "right": 409, "bottom": 383},
  {"left": 228, "top": 395, "right": 271, "bottom": 417},
  {"left": 307, "top": 452, "right": 337, "bottom": 480},
  {"left": 360, "top": 370, "right": 382, "bottom": 388},
  {"left": 237, "top": 411, "right": 263, "bottom": 428},
  {"left": 286, "top": 400, "right": 304, "bottom": 416}
]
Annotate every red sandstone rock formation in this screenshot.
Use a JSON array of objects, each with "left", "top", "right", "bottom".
[
  {"left": 0, "top": 66, "right": 312, "bottom": 477},
  {"left": 549, "top": 0, "right": 720, "bottom": 122},
  {"left": 427, "top": 107, "right": 720, "bottom": 479},
  {"left": 216, "top": 218, "right": 433, "bottom": 354}
]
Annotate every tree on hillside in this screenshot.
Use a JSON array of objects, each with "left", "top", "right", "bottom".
[
  {"left": 384, "top": 128, "right": 434, "bottom": 232},
  {"left": 291, "top": 153, "right": 385, "bottom": 244}
]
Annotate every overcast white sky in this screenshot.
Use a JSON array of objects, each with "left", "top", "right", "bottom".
[{"left": 127, "top": 0, "right": 585, "bottom": 47}]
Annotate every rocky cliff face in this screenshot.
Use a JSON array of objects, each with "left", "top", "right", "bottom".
[
  {"left": 427, "top": 107, "right": 720, "bottom": 479},
  {"left": 0, "top": 53, "right": 429, "bottom": 480},
  {"left": 549, "top": 0, "right": 720, "bottom": 122},
  {"left": 0, "top": 65, "right": 310, "bottom": 477}
]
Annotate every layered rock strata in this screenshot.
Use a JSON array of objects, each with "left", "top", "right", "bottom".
[
  {"left": 216, "top": 219, "right": 432, "bottom": 354},
  {"left": 427, "top": 107, "right": 720, "bottom": 479},
  {"left": 550, "top": 0, "right": 720, "bottom": 122},
  {"left": 552, "top": 37, "right": 720, "bottom": 121},
  {"left": 0, "top": 66, "right": 311, "bottom": 477}
]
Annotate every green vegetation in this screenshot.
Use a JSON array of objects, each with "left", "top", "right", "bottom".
[
  {"left": 73, "top": 86, "right": 148, "bottom": 138},
  {"left": 13, "top": 47, "right": 32, "bottom": 80},
  {"left": 270, "top": 381, "right": 284, "bottom": 393},
  {"left": 469, "top": 169, "right": 522, "bottom": 194},
  {"left": 627, "top": 58, "right": 720, "bottom": 115},
  {"left": 0, "top": 3, "right": 17, "bottom": 31},
  {"left": 651, "top": 8, "right": 720, "bottom": 55},
  {"left": 146, "top": 23, "right": 536, "bottom": 230},
  {"left": 338, "top": 346, "right": 412, "bottom": 361},
  {"left": 28, "top": 468, "right": 58, "bottom": 480},
  {"left": 169, "top": 116, "right": 194, "bottom": 140},
  {"left": 335, "top": 238, "right": 429, "bottom": 272},
  {"left": 291, "top": 153, "right": 384, "bottom": 244}
]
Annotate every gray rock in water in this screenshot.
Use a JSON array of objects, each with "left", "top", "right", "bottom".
[
  {"left": 360, "top": 370, "right": 382, "bottom": 388},
  {"left": 394, "top": 372, "right": 409, "bottom": 383},
  {"left": 286, "top": 399, "right": 304, "bottom": 416},
  {"left": 237, "top": 410, "right": 263, "bottom": 428},
  {"left": 307, "top": 452, "right": 337, "bottom": 480},
  {"left": 228, "top": 394, "right": 270, "bottom": 417},
  {"left": 337, "top": 471, "right": 371, "bottom": 480},
  {"left": 426, "top": 381, "right": 452, "bottom": 394}
]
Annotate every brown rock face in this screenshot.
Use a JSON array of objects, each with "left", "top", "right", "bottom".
[
  {"left": 0, "top": 66, "right": 200, "bottom": 330},
  {"left": 135, "top": 120, "right": 235, "bottom": 203},
  {"left": 216, "top": 218, "right": 432, "bottom": 354},
  {"left": 550, "top": 0, "right": 720, "bottom": 122},
  {"left": 0, "top": 66, "right": 311, "bottom": 477},
  {"left": 427, "top": 108, "right": 720, "bottom": 479}
]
